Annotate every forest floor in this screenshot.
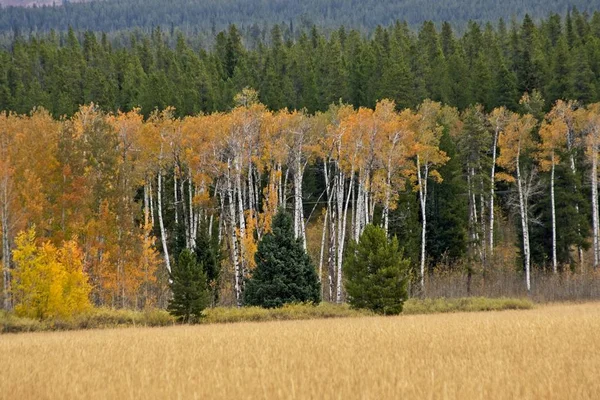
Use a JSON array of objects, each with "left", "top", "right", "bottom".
[{"left": 1, "top": 302, "right": 598, "bottom": 399}]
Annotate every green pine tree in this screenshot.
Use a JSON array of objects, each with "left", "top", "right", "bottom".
[
  {"left": 344, "top": 224, "right": 410, "bottom": 315},
  {"left": 243, "top": 209, "right": 321, "bottom": 308},
  {"left": 195, "top": 229, "right": 221, "bottom": 307},
  {"left": 168, "top": 249, "right": 210, "bottom": 323}
]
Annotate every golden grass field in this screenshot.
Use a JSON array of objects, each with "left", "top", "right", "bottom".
[{"left": 1, "top": 302, "right": 599, "bottom": 399}]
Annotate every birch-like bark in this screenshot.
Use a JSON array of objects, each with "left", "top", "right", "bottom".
[
  {"left": 382, "top": 157, "right": 393, "bottom": 236},
  {"left": 191, "top": 185, "right": 199, "bottom": 248},
  {"left": 1, "top": 173, "right": 11, "bottom": 310},
  {"left": 417, "top": 155, "right": 428, "bottom": 290},
  {"left": 550, "top": 154, "right": 558, "bottom": 273},
  {"left": 293, "top": 156, "right": 307, "bottom": 249},
  {"left": 226, "top": 161, "right": 242, "bottom": 306},
  {"left": 567, "top": 126, "right": 585, "bottom": 266},
  {"left": 188, "top": 174, "right": 196, "bottom": 249},
  {"left": 354, "top": 174, "right": 364, "bottom": 243},
  {"left": 283, "top": 167, "right": 289, "bottom": 207},
  {"left": 336, "top": 168, "right": 354, "bottom": 303},
  {"left": 516, "top": 153, "right": 531, "bottom": 291},
  {"left": 248, "top": 162, "right": 255, "bottom": 212},
  {"left": 324, "top": 162, "right": 336, "bottom": 301},
  {"left": 277, "top": 163, "right": 283, "bottom": 207},
  {"left": 157, "top": 169, "right": 171, "bottom": 274},
  {"left": 335, "top": 169, "right": 345, "bottom": 303},
  {"left": 318, "top": 207, "right": 328, "bottom": 292},
  {"left": 489, "top": 124, "right": 499, "bottom": 258},
  {"left": 179, "top": 173, "right": 190, "bottom": 249},
  {"left": 592, "top": 144, "right": 600, "bottom": 269},
  {"left": 234, "top": 156, "right": 246, "bottom": 240},
  {"left": 218, "top": 182, "right": 225, "bottom": 245},
  {"left": 173, "top": 169, "right": 179, "bottom": 226},
  {"left": 233, "top": 155, "right": 247, "bottom": 280},
  {"left": 143, "top": 182, "right": 150, "bottom": 303}
]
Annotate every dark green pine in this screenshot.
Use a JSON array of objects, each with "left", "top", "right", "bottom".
[{"left": 243, "top": 209, "right": 321, "bottom": 308}]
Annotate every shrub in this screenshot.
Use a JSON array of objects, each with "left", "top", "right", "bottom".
[
  {"left": 344, "top": 225, "right": 410, "bottom": 315},
  {"left": 243, "top": 209, "right": 321, "bottom": 308}
]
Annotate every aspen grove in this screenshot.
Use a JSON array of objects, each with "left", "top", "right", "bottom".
[{"left": 1, "top": 89, "right": 600, "bottom": 310}]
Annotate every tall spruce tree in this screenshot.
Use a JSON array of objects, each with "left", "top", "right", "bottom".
[{"left": 243, "top": 209, "right": 320, "bottom": 308}]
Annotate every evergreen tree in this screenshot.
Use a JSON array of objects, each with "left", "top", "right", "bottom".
[
  {"left": 546, "top": 36, "right": 573, "bottom": 103},
  {"left": 195, "top": 229, "right": 221, "bottom": 306},
  {"left": 168, "top": 249, "right": 210, "bottom": 322},
  {"left": 530, "top": 163, "right": 591, "bottom": 270},
  {"left": 427, "top": 129, "right": 468, "bottom": 266},
  {"left": 379, "top": 34, "right": 414, "bottom": 109},
  {"left": 571, "top": 44, "right": 597, "bottom": 104},
  {"left": 243, "top": 209, "right": 320, "bottom": 308},
  {"left": 494, "top": 62, "right": 519, "bottom": 110},
  {"left": 344, "top": 224, "right": 410, "bottom": 315}
]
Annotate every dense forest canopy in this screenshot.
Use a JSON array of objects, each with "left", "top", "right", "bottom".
[
  {"left": 0, "top": 0, "right": 599, "bottom": 35},
  {"left": 1, "top": 12, "right": 600, "bottom": 117}
]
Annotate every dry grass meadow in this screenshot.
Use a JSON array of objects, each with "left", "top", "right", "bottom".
[{"left": 2, "top": 302, "right": 599, "bottom": 400}]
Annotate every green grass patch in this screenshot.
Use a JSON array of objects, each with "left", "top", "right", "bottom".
[
  {"left": 0, "top": 308, "right": 175, "bottom": 333},
  {"left": 1, "top": 297, "right": 533, "bottom": 333},
  {"left": 402, "top": 297, "right": 534, "bottom": 315},
  {"left": 202, "top": 302, "right": 371, "bottom": 324}
]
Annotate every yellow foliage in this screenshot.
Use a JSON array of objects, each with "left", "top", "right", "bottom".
[
  {"left": 11, "top": 228, "right": 91, "bottom": 320},
  {"left": 241, "top": 211, "right": 258, "bottom": 271},
  {"left": 497, "top": 112, "right": 537, "bottom": 174}
]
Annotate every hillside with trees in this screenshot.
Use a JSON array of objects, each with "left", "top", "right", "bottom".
[
  {"left": 1, "top": 13, "right": 600, "bottom": 117},
  {"left": 0, "top": 0, "right": 598, "bottom": 35}
]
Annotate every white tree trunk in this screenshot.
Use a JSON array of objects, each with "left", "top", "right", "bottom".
[
  {"left": 417, "top": 156, "right": 428, "bottom": 290},
  {"left": 157, "top": 170, "right": 171, "bottom": 274},
  {"left": 179, "top": 173, "right": 189, "bottom": 249},
  {"left": 336, "top": 169, "right": 354, "bottom": 303},
  {"left": 293, "top": 158, "right": 306, "bottom": 249},
  {"left": 248, "top": 162, "right": 255, "bottom": 212},
  {"left": 186, "top": 173, "right": 196, "bottom": 249},
  {"left": 226, "top": 161, "right": 242, "bottom": 306},
  {"left": 489, "top": 126, "right": 499, "bottom": 258},
  {"left": 516, "top": 157, "right": 531, "bottom": 291},
  {"left": 550, "top": 155, "right": 558, "bottom": 273},
  {"left": 1, "top": 173, "right": 11, "bottom": 311},
  {"left": 354, "top": 175, "right": 364, "bottom": 243},
  {"left": 591, "top": 146, "right": 600, "bottom": 269},
  {"left": 335, "top": 170, "right": 345, "bottom": 304},
  {"left": 143, "top": 182, "right": 151, "bottom": 304},
  {"left": 382, "top": 160, "right": 393, "bottom": 236},
  {"left": 318, "top": 208, "right": 328, "bottom": 295},
  {"left": 148, "top": 179, "right": 155, "bottom": 227},
  {"left": 324, "top": 162, "right": 336, "bottom": 301},
  {"left": 173, "top": 170, "right": 179, "bottom": 225},
  {"left": 234, "top": 156, "right": 246, "bottom": 240}
]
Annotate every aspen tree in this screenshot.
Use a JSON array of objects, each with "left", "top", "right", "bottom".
[
  {"left": 538, "top": 106, "right": 568, "bottom": 273},
  {"left": 576, "top": 104, "right": 600, "bottom": 269},
  {"left": 497, "top": 112, "right": 537, "bottom": 290},
  {"left": 411, "top": 100, "right": 449, "bottom": 290},
  {"left": 488, "top": 107, "right": 509, "bottom": 258}
]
